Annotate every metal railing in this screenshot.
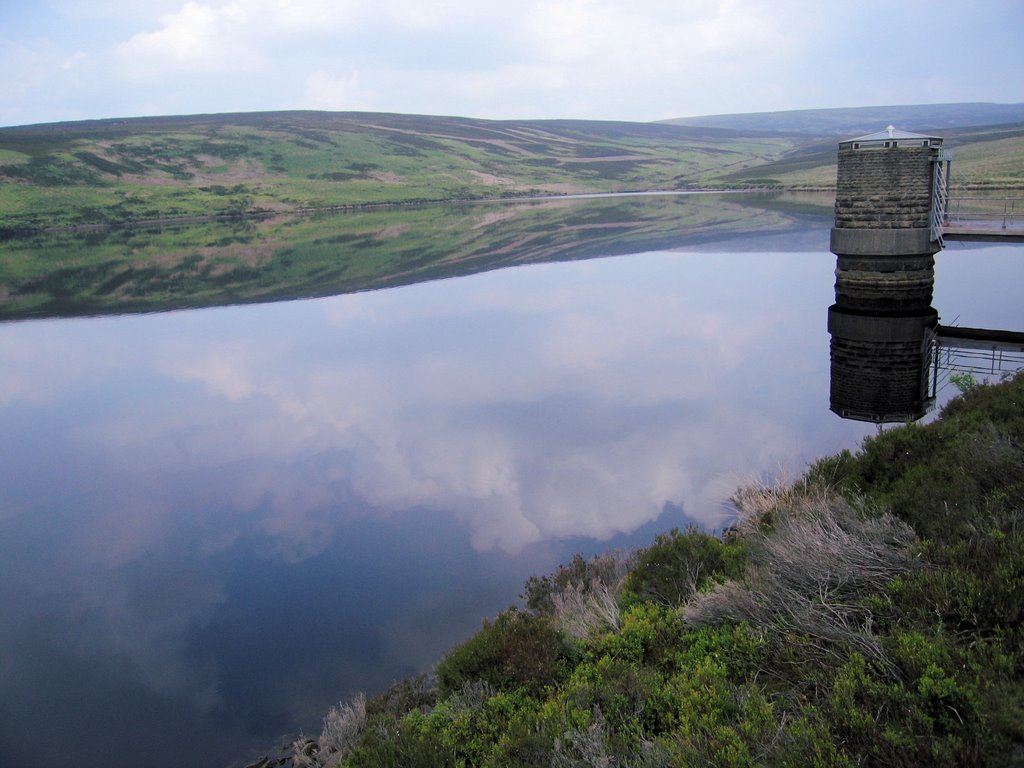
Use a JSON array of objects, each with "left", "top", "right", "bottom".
[
  {"left": 930, "top": 342, "right": 1024, "bottom": 400},
  {"left": 930, "top": 153, "right": 951, "bottom": 245},
  {"left": 935, "top": 345, "right": 1024, "bottom": 377},
  {"left": 945, "top": 196, "right": 1023, "bottom": 231}
]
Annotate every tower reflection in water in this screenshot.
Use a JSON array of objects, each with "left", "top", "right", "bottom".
[
  {"left": 827, "top": 253, "right": 1024, "bottom": 424},
  {"left": 828, "top": 253, "right": 937, "bottom": 423}
]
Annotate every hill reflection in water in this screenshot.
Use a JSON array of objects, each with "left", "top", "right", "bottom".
[{"left": 0, "top": 192, "right": 829, "bottom": 321}]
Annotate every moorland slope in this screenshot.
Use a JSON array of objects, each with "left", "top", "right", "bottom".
[{"left": 2, "top": 104, "right": 1022, "bottom": 232}]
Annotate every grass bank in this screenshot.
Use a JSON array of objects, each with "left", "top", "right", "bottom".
[
  {"left": 0, "top": 111, "right": 794, "bottom": 232},
  {"left": 3, "top": 110, "right": 1020, "bottom": 234},
  {"left": 275, "top": 372, "right": 1024, "bottom": 768}
]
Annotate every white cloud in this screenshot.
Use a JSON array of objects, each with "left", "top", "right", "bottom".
[
  {"left": 114, "top": 2, "right": 260, "bottom": 78},
  {"left": 300, "top": 69, "right": 371, "bottom": 112},
  {"left": 0, "top": 38, "right": 77, "bottom": 122}
]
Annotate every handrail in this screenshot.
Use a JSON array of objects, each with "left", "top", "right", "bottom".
[
  {"left": 930, "top": 156, "right": 950, "bottom": 244},
  {"left": 946, "top": 196, "right": 1022, "bottom": 230}
]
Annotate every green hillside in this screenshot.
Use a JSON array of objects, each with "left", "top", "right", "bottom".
[
  {"left": 662, "top": 104, "right": 1024, "bottom": 190},
  {"left": 2, "top": 105, "right": 1020, "bottom": 233},
  {"left": 714, "top": 122, "right": 1024, "bottom": 189},
  {"left": 0, "top": 111, "right": 793, "bottom": 231}
]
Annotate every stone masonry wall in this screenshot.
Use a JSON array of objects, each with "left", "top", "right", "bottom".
[
  {"left": 833, "top": 254, "right": 934, "bottom": 312},
  {"left": 829, "top": 335, "right": 929, "bottom": 421},
  {"left": 834, "top": 146, "right": 935, "bottom": 229}
]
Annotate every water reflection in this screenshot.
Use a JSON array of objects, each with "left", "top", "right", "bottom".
[
  {"left": 828, "top": 249, "right": 1024, "bottom": 423},
  {"left": 828, "top": 253, "right": 938, "bottom": 422},
  {"left": 0, "top": 195, "right": 1019, "bottom": 768},
  {"left": 0, "top": 192, "right": 829, "bottom": 321}
]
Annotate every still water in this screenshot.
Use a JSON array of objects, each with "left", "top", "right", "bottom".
[{"left": 0, "top": 194, "right": 1021, "bottom": 767}]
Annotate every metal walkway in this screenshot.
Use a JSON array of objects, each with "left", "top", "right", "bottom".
[
  {"left": 931, "top": 325, "right": 1024, "bottom": 395},
  {"left": 942, "top": 196, "right": 1024, "bottom": 242}
]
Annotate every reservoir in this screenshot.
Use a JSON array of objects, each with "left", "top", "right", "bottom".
[{"left": 0, "top": 192, "right": 1021, "bottom": 767}]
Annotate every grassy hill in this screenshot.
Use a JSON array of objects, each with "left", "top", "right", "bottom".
[
  {"left": 662, "top": 103, "right": 1024, "bottom": 190},
  {"left": 1, "top": 105, "right": 1021, "bottom": 233},
  {"left": 713, "top": 122, "right": 1024, "bottom": 190},
  {"left": 0, "top": 111, "right": 793, "bottom": 231}
]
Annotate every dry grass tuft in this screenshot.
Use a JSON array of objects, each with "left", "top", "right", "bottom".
[
  {"left": 291, "top": 692, "right": 367, "bottom": 768},
  {"left": 545, "top": 551, "right": 633, "bottom": 639},
  {"left": 551, "top": 578, "right": 624, "bottom": 639},
  {"left": 449, "top": 678, "right": 496, "bottom": 712},
  {"left": 686, "top": 485, "right": 917, "bottom": 674},
  {"left": 552, "top": 707, "right": 618, "bottom": 768}
]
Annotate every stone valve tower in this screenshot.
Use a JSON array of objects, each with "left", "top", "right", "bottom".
[{"left": 827, "top": 126, "right": 951, "bottom": 423}]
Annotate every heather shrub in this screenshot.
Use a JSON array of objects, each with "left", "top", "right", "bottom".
[
  {"left": 620, "top": 527, "right": 745, "bottom": 609},
  {"left": 435, "top": 608, "right": 574, "bottom": 697},
  {"left": 365, "top": 673, "right": 437, "bottom": 720}
]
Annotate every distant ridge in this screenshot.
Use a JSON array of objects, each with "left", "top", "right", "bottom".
[{"left": 660, "top": 102, "right": 1024, "bottom": 136}]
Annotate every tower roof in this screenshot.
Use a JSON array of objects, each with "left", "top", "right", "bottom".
[
  {"left": 840, "top": 125, "right": 943, "bottom": 149},
  {"left": 848, "top": 125, "right": 941, "bottom": 142}
]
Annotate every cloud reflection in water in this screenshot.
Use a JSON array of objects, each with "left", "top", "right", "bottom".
[
  {"left": 131, "top": 250, "right": 839, "bottom": 554},
  {"left": 0, "top": 245, "right": 872, "bottom": 767}
]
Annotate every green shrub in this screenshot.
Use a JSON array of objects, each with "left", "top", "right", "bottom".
[
  {"left": 436, "top": 608, "right": 574, "bottom": 697},
  {"left": 346, "top": 715, "right": 457, "bottom": 768},
  {"left": 365, "top": 674, "right": 437, "bottom": 720},
  {"left": 823, "top": 643, "right": 1019, "bottom": 767},
  {"left": 670, "top": 623, "right": 768, "bottom": 683},
  {"left": 563, "top": 655, "right": 662, "bottom": 738},
  {"left": 825, "top": 373, "right": 1024, "bottom": 544},
  {"left": 593, "top": 602, "right": 686, "bottom": 667},
  {"left": 621, "top": 528, "right": 745, "bottom": 608},
  {"left": 772, "top": 712, "right": 854, "bottom": 768}
]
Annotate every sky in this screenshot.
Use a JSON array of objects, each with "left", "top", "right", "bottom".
[{"left": 2, "top": 0, "right": 1024, "bottom": 129}]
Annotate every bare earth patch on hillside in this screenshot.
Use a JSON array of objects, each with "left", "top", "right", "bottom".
[
  {"left": 369, "top": 171, "right": 404, "bottom": 184},
  {"left": 374, "top": 224, "right": 410, "bottom": 239}
]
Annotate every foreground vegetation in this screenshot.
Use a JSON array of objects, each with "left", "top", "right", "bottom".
[{"left": 278, "top": 373, "right": 1024, "bottom": 767}]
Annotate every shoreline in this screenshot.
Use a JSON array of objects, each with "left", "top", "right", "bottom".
[{"left": 5, "top": 183, "right": 1023, "bottom": 239}]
